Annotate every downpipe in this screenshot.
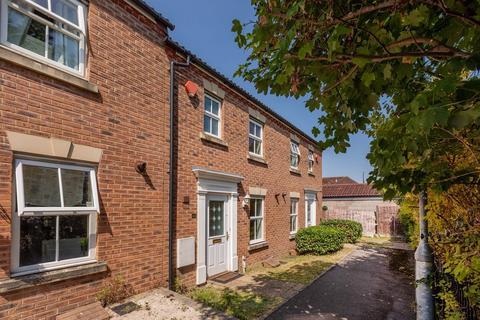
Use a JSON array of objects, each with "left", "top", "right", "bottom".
[
  {"left": 168, "top": 55, "right": 191, "bottom": 290},
  {"left": 415, "top": 191, "right": 435, "bottom": 320}
]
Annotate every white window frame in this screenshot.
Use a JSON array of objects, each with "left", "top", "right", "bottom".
[
  {"left": 290, "top": 141, "right": 300, "bottom": 169},
  {"left": 308, "top": 151, "right": 314, "bottom": 173},
  {"left": 290, "top": 198, "right": 298, "bottom": 234},
  {"left": 249, "top": 197, "right": 264, "bottom": 244},
  {"left": 0, "top": 0, "right": 87, "bottom": 77},
  {"left": 203, "top": 94, "right": 222, "bottom": 138},
  {"left": 12, "top": 158, "right": 98, "bottom": 275},
  {"left": 248, "top": 118, "right": 263, "bottom": 157}
]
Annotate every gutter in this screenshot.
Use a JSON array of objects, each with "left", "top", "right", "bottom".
[{"left": 168, "top": 56, "right": 191, "bottom": 290}]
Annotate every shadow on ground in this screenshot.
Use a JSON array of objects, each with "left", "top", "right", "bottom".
[{"left": 266, "top": 246, "right": 415, "bottom": 320}]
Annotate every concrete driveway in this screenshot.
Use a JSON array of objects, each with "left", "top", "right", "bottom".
[{"left": 266, "top": 245, "right": 415, "bottom": 320}]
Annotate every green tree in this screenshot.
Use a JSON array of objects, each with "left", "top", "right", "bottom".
[{"left": 233, "top": 0, "right": 480, "bottom": 196}]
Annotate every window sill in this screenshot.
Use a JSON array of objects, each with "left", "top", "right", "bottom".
[
  {"left": 290, "top": 168, "right": 301, "bottom": 175},
  {"left": 0, "top": 261, "right": 107, "bottom": 293},
  {"left": 0, "top": 46, "right": 99, "bottom": 93},
  {"left": 200, "top": 132, "right": 228, "bottom": 148},
  {"left": 289, "top": 233, "right": 297, "bottom": 240},
  {"left": 308, "top": 172, "right": 315, "bottom": 177},
  {"left": 247, "top": 153, "right": 268, "bottom": 165},
  {"left": 248, "top": 240, "right": 268, "bottom": 251}
]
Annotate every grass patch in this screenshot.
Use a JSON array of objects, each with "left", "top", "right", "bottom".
[
  {"left": 190, "top": 286, "right": 280, "bottom": 320},
  {"left": 359, "top": 236, "right": 394, "bottom": 247},
  {"left": 251, "top": 245, "right": 355, "bottom": 284}
]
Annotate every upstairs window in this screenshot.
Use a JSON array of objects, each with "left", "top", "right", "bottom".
[
  {"left": 308, "top": 151, "right": 314, "bottom": 173},
  {"left": 248, "top": 118, "right": 263, "bottom": 156},
  {"left": 0, "top": 0, "right": 87, "bottom": 75},
  {"left": 12, "top": 159, "right": 98, "bottom": 275},
  {"left": 290, "top": 141, "right": 300, "bottom": 169},
  {"left": 204, "top": 94, "right": 221, "bottom": 138}
]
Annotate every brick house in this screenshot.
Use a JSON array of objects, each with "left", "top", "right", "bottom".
[{"left": 0, "top": 0, "right": 321, "bottom": 318}]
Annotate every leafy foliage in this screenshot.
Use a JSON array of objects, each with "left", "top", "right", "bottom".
[
  {"left": 295, "top": 225, "right": 345, "bottom": 255},
  {"left": 320, "top": 219, "right": 363, "bottom": 243},
  {"left": 426, "top": 185, "right": 480, "bottom": 312},
  {"left": 398, "top": 194, "right": 419, "bottom": 247},
  {"left": 233, "top": 0, "right": 480, "bottom": 196}
]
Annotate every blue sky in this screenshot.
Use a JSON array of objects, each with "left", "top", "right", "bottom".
[{"left": 151, "top": 0, "right": 372, "bottom": 183}]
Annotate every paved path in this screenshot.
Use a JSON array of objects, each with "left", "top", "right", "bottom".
[{"left": 267, "top": 246, "right": 415, "bottom": 320}]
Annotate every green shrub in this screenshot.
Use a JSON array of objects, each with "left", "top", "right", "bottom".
[
  {"left": 295, "top": 225, "right": 345, "bottom": 255},
  {"left": 320, "top": 219, "right": 363, "bottom": 243}
]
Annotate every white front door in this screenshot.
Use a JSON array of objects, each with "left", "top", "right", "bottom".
[
  {"left": 305, "top": 194, "right": 317, "bottom": 227},
  {"left": 207, "top": 195, "right": 228, "bottom": 276}
]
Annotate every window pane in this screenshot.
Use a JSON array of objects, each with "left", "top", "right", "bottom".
[
  {"left": 255, "top": 219, "right": 262, "bottom": 240},
  {"left": 61, "top": 169, "right": 93, "bottom": 207},
  {"left": 256, "top": 125, "right": 262, "bottom": 138},
  {"left": 249, "top": 122, "right": 255, "bottom": 135},
  {"left": 208, "top": 201, "right": 224, "bottom": 237},
  {"left": 204, "top": 115, "right": 211, "bottom": 133},
  {"left": 254, "top": 140, "right": 261, "bottom": 155},
  {"left": 211, "top": 118, "right": 219, "bottom": 136},
  {"left": 8, "top": 9, "right": 47, "bottom": 57},
  {"left": 211, "top": 100, "right": 219, "bottom": 115},
  {"left": 52, "top": 0, "right": 79, "bottom": 25},
  {"left": 20, "top": 216, "right": 56, "bottom": 266},
  {"left": 48, "top": 29, "right": 79, "bottom": 70},
  {"left": 251, "top": 199, "right": 262, "bottom": 217},
  {"left": 204, "top": 96, "right": 212, "bottom": 113},
  {"left": 291, "top": 154, "right": 299, "bottom": 168},
  {"left": 23, "top": 165, "right": 61, "bottom": 207},
  {"left": 249, "top": 137, "right": 255, "bottom": 153},
  {"left": 32, "top": 0, "right": 48, "bottom": 7},
  {"left": 59, "top": 215, "right": 88, "bottom": 260},
  {"left": 250, "top": 220, "right": 255, "bottom": 241}
]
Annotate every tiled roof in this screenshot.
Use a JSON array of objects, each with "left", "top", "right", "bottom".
[
  {"left": 132, "top": 0, "right": 175, "bottom": 30},
  {"left": 323, "top": 183, "right": 381, "bottom": 198},
  {"left": 323, "top": 176, "right": 358, "bottom": 185}
]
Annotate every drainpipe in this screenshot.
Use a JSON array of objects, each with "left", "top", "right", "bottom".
[
  {"left": 415, "top": 191, "right": 434, "bottom": 319},
  {"left": 168, "top": 55, "right": 191, "bottom": 290}
]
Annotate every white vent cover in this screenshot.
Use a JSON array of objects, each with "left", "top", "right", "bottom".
[{"left": 177, "top": 237, "right": 195, "bottom": 268}]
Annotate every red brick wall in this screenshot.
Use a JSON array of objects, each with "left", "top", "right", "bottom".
[
  {"left": 0, "top": 0, "right": 171, "bottom": 318},
  {"left": 173, "top": 66, "right": 323, "bottom": 286}
]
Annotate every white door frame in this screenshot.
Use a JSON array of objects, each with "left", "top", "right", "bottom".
[
  {"left": 305, "top": 192, "right": 317, "bottom": 227},
  {"left": 193, "top": 167, "right": 243, "bottom": 285}
]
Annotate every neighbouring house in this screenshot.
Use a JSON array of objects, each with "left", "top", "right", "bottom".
[
  {"left": 322, "top": 177, "right": 400, "bottom": 237},
  {"left": 0, "top": 1, "right": 322, "bottom": 318}
]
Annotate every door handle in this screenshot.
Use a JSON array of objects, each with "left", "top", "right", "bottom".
[{"left": 226, "top": 232, "right": 229, "bottom": 241}]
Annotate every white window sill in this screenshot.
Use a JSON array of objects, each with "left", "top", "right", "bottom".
[
  {"left": 289, "top": 233, "right": 297, "bottom": 240},
  {"left": 0, "top": 261, "right": 107, "bottom": 293},
  {"left": 247, "top": 153, "right": 268, "bottom": 165},
  {"left": 200, "top": 132, "right": 228, "bottom": 148},
  {"left": 308, "top": 171, "right": 315, "bottom": 177},
  {"left": 248, "top": 240, "right": 268, "bottom": 251},
  {"left": 0, "top": 45, "right": 98, "bottom": 93}
]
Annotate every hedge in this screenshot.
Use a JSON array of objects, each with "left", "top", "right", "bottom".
[
  {"left": 295, "top": 225, "right": 345, "bottom": 255},
  {"left": 320, "top": 219, "right": 363, "bottom": 243}
]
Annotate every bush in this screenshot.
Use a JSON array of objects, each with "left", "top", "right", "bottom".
[
  {"left": 295, "top": 225, "right": 345, "bottom": 255},
  {"left": 320, "top": 219, "right": 363, "bottom": 243}
]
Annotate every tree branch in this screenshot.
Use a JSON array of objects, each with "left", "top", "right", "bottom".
[{"left": 322, "top": 66, "right": 358, "bottom": 95}]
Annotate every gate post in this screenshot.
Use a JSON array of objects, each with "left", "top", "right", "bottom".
[{"left": 415, "top": 191, "right": 435, "bottom": 319}]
